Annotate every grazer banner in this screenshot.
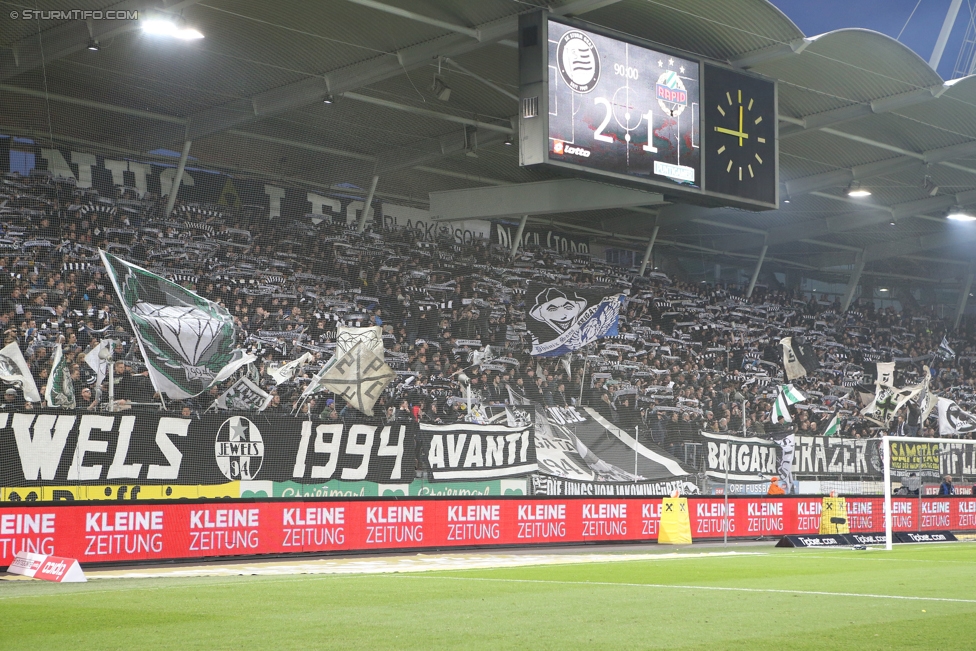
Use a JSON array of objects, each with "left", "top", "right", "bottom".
[
  {"left": 2, "top": 496, "right": 975, "bottom": 567},
  {"left": 702, "top": 433, "right": 975, "bottom": 482},
  {"left": 0, "top": 411, "right": 416, "bottom": 490},
  {"left": 416, "top": 421, "right": 537, "bottom": 480}
]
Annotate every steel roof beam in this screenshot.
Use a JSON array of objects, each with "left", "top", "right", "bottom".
[
  {"left": 783, "top": 157, "right": 921, "bottom": 197},
  {"left": 377, "top": 129, "right": 508, "bottom": 174},
  {"left": 345, "top": 0, "right": 481, "bottom": 40},
  {"left": 779, "top": 85, "right": 947, "bottom": 139},
  {"left": 730, "top": 38, "right": 811, "bottom": 69},
  {"left": 176, "top": 0, "right": 619, "bottom": 145},
  {"left": 343, "top": 92, "right": 514, "bottom": 133}
]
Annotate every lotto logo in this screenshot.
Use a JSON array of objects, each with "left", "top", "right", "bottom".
[
  {"left": 563, "top": 145, "right": 591, "bottom": 157},
  {"left": 552, "top": 140, "right": 564, "bottom": 155}
]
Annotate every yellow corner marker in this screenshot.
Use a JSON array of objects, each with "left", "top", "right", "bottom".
[{"left": 658, "top": 496, "right": 693, "bottom": 544}]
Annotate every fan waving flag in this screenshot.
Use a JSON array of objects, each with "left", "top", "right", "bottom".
[
  {"left": 779, "top": 336, "right": 820, "bottom": 381},
  {"left": 269, "top": 352, "right": 315, "bottom": 385},
  {"left": 526, "top": 284, "right": 623, "bottom": 357},
  {"left": 822, "top": 412, "right": 840, "bottom": 437},
  {"left": 938, "top": 335, "right": 956, "bottom": 361},
  {"left": 100, "top": 250, "right": 253, "bottom": 400},
  {"left": 0, "top": 342, "right": 41, "bottom": 403},
  {"left": 771, "top": 384, "right": 805, "bottom": 424},
  {"left": 45, "top": 344, "right": 75, "bottom": 409}
]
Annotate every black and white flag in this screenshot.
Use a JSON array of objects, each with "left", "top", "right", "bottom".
[
  {"left": 0, "top": 342, "right": 41, "bottom": 403},
  {"left": 938, "top": 335, "right": 956, "bottom": 361},
  {"left": 525, "top": 284, "right": 622, "bottom": 357},
  {"left": 268, "top": 352, "right": 314, "bottom": 385},
  {"left": 215, "top": 377, "right": 272, "bottom": 411},
  {"left": 937, "top": 397, "right": 976, "bottom": 436},
  {"left": 780, "top": 336, "right": 820, "bottom": 380}
]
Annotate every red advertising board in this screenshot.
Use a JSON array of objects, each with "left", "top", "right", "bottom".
[{"left": 1, "top": 496, "right": 974, "bottom": 568}]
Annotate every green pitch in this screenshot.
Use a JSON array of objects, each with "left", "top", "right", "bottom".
[{"left": 2, "top": 544, "right": 975, "bottom": 650}]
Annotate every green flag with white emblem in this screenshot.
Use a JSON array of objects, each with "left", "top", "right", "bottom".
[
  {"left": 45, "top": 344, "right": 76, "bottom": 409},
  {"left": 100, "top": 250, "right": 254, "bottom": 400}
]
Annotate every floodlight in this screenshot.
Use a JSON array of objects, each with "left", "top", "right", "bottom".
[
  {"left": 87, "top": 38, "right": 100, "bottom": 51},
  {"left": 846, "top": 181, "right": 871, "bottom": 198},
  {"left": 431, "top": 76, "right": 451, "bottom": 102},
  {"left": 947, "top": 210, "right": 976, "bottom": 222},
  {"left": 142, "top": 16, "right": 204, "bottom": 40}
]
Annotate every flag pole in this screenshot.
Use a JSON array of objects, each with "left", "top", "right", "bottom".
[
  {"left": 634, "top": 425, "right": 639, "bottom": 483},
  {"left": 578, "top": 354, "right": 589, "bottom": 406}
]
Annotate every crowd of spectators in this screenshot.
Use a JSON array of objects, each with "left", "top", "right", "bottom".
[{"left": 3, "top": 168, "right": 976, "bottom": 452}]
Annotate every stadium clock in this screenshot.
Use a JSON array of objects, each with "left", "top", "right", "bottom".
[{"left": 703, "top": 63, "right": 778, "bottom": 207}]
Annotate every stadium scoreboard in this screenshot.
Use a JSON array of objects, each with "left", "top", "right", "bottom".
[{"left": 518, "top": 11, "right": 778, "bottom": 210}]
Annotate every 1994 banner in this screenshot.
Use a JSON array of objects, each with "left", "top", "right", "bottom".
[{"left": 0, "top": 411, "right": 417, "bottom": 488}]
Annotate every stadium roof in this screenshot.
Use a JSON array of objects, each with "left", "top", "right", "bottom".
[{"left": 4, "top": 0, "right": 976, "bottom": 287}]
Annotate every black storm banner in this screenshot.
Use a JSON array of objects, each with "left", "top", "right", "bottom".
[
  {"left": 525, "top": 284, "right": 622, "bottom": 356},
  {"left": 415, "top": 422, "right": 537, "bottom": 480},
  {"left": 0, "top": 411, "right": 416, "bottom": 487}
]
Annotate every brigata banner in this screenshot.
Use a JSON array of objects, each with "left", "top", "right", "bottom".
[
  {"left": 0, "top": 411, "right": 416, "bottom": 488},
  {"left": 416, "top": 421, "right": 537, "bottom": 480},
  {"left": 1, "top": 496, "right": 975, "bottom": 567},
  {"left": 701, "top": 433, "right": 975, "bottom": 482},
  {"left": 701, "top": 432, "right": 784, "bottom": 482}
]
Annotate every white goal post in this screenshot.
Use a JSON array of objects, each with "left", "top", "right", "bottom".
[{"left": 880, "top": 435, "right": 973, "bottom": 551}]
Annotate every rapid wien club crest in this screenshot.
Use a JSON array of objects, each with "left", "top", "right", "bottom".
[
  {"left": 656, "top": 69, "right": 687, "bottom": 117},
  {"left": 215, "top": 416, "right": 264, "bottom": 480}
]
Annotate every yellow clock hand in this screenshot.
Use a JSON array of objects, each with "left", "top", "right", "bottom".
[
  {"left": 738, "top": 104, "right": 744, "bottom": 147},
  {"left": 714, "top": 126, "right": 748, "bottom": 139}
]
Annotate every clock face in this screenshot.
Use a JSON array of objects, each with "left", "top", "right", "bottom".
[{"left": 703, "top": 64, "right": 777, "bottom": 206}]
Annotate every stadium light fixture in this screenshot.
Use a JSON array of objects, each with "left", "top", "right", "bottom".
[
  {"left": 846, "top": 181, "right": 871, "bottom": 198},
  {"left": 323, "top": 95, "right": 335, "bottom": 104},
  {"left": 85, "top": 17, "right": 100, "bottom": 51},
  {"left": 142, "top": 16, "right": 204, "bottom": 40},
  {"left": 879, "top": 288, "right": 889, "bottom": 292},
  {"left": 947, "top": 208, "right": 976, "bottom": 222},
  {"left": 431, "top": 76, "right": 451, "bottom": 102}
]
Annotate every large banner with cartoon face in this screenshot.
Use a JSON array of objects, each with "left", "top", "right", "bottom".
[
  {"left": 0, "top": 411, "right": 417, "bottom": 493},
  {"left": 525, "top": 284, "right": 623, "bottom": 356}
]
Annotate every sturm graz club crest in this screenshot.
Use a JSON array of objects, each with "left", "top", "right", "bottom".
[
  {"left": 215, "top": 416, "right": 264, "bottom": 480},
  {"left": 557, "top": 30, "right": 600, "bottom": 93}
]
